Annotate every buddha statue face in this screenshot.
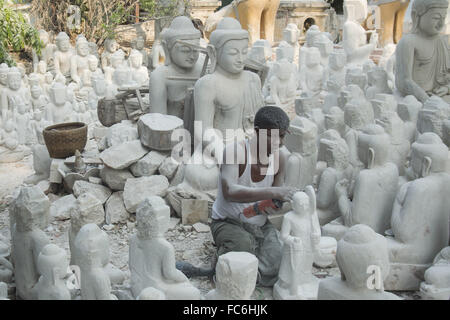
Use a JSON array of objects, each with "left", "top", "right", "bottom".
[
  {"left": 56, "top": 33, "right": 71, "bottom": 52},
  {"left": 216, "top": 39, "right": 248, "bottom": 74},
  {"left": 77, "top": 39, "right": 89, "bottom": 57},
  {"left": 105, "top": 39, "right": 118, "bottom": 53},
  {"left": 417, "top": 7, "right": 448, "bottom": 37},
  {"left": 129, "top": 51, "right": 143, "bottom": 68},
  {"left": 136, "top": 36, "right": 145, "bottom": 50},
  {"left": 88, "top": 56, "right": 98, "bottom": 71},
  {"left": 169, "top": 39, "right": 200, "bottom": 69},
  {"left": 7, "top": 71, "right": 21, "bottom": 91},
  {"left": 31, "top": 85, "right": 41, "bottom": 99},
  {"left": 292, "top": 191, "right": 310, "bottom": 215}
]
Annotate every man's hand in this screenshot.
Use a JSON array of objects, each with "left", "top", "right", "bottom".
[
  {"left": 273, "top": 186, "right": 301, "bottom": 202},
  {"left": 335, "top": 179, "right": 349, "bottom": 198}
]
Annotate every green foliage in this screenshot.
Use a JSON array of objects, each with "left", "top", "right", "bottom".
[
  {"left": 0, "top": 0, "right": 42, "bottom": 66},
  {"left": 139, "top": 0, "right": 188, "bottom": 19}
]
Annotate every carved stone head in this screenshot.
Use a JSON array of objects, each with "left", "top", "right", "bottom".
[
  {"left": 136, "top": 196, "right": 170, "bottom": 240},
  {"left": 345, "top": 67, "right": 367, "bottom": 91},
  {"left": 410, "top": 132, "right": 448, "bottom": 178},
  {"left": 215, "top": 252, "right": 258, "bottom": 299},
  {"left": 283, "top": 23, "right": 300, "bottom": 45},
  {"left": 129, "top": 49, "right": 143, "bottom": 69},
  {"left": 37, "top": 244, "right": 68, "bottom": 281},
  {"left": 325, "top": 107, "right": 345, "bottom": 136},
  {"left": 55, "top": 32, "right": 71, "bottom": 52},
  {"left": 161, "top": 16, "right": 201, "bottom": 69},
  {"left": 292, "top": 191, "right": 311, "bottom": 216},
  {"left": 398, "top": 95, "right": 422, "bottom": 123},
  {"left": 367, "top": 67, "right": 388, "bottom": 88},
  {"left": 111, "top": 49, "right": 125, "bottom": 68},
  {"left": 329, "top": 50, "right": 347, "bottom": 71},
  {"left": 286, "top": 116, "right": 318, "bottom": 155},
  {"left": 7, "top": 67, "right": 21, "bottom": 91},
  {"left": 411, "top": 0, "right": 448, "bottom": 35},
  {"left": 276, "top": 41, "right": 294, "bottom": 63},
  {"left": 37, "top": 61, "right": 47, "bottom": 74},
  {"left": 49, "top": 82, "right": 67, "bottom": 106},
  {"left": 30, "top": 85, "right": 41, "bottom": 99},
  {"left": 344, "top": 103, "right": 366, "bottom": 130},
  {"left": 274, "top": 58, "right": 293, "bottom": 81},
  {"left": 305, "top": 25, "right": 321, "bottom": 47},
  {"left": 337, "top": 224, "right": 389, "bottom": 290},
  {"left": 75, "top": 223, "right": 109, "bottom": 268},
  {"left": 76, "top": 37, "right": 89, "bottom": 57},
  {"left": 210, "top": 18, "right": 249, "bottom": 74},
  {"left": 417, "top": 96, "right": 450, "bottom": 139},
  {"left": 357, "top": 124, "right": 390, "bottom": 168},
  {"left": 88, "top": 55, "right": 98, "bottom": 71},
  {"left": 92, "top": 75, "right": 106, "bottom": 96},
  {"left": 305, "top": 47, "right": 321, "bottom": 68},
  {"left": 104, "top": 39, "right": 118, "bottom": 54},
  {"left": 322, "top": 132, "right": 350, "bottom": 169}
]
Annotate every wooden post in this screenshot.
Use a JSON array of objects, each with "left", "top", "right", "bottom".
[{"left": 135, "top": 2, "right": 140, "bottom": 23}]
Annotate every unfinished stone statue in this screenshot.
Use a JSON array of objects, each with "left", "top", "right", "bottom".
[
  {"left": 0, "top": 119, "right": 27, "bottom": 163},
  {"left": 317, "top": 132, "right": 352, "bottom": 225},
  {"left": 54, "top": 32, "right": 74, "bottom": 83},
  {"left": 35, "top": 61, "right": 48, "bottom": 87},
  {"left": 395, "top": 0, "right": 449, "bottom": 103},
  {"left": 326, "top": 50, "right": 347, "bottom": 89},
  {"left": 104, "top": 49, "right": 126, "bottom": 85},
  {"left": 30, "top": 85, "right": 48, "bottom": 113},
  {"left": 134, "top": 35, "right": 149, "bottom": 68},
  {"left": 150, "top": 38, "right": 166, "bottom": 70},
  {"left": 398, "top": 95, "right": 422, "bottom": 143},
  {"left": 343, "top": 103, "right": 365, "bottom": 170},
  {"left": 1, "top": 67, "right": 29, "bottom": 122},
  {"left": 298, "top": 25, "right": 321, "bottom": 72},
  {"left": 376, "top": 110, "right": 410, "bottom": 176},
  {"left": 324, "top": 107, "right": 346, "bottom": 138},
  {"left": 420, "top": 247, "right": 450, "bottom": 300},
  {"left": 366, "top": 66, "right": 392, "bottom": 100},
  {"left": 45, "top": 82, "right": 73, "bottom": 124},
  {"left": 195, "top": 17, "right": 263, "bottom": 141},
  {"left": 130, "top": 197, "right": 201, "bottom": 300},
  {"left": 299, "top": 47, "right": 325, "bottom": 97},
  {"left": 323, "top": 124, "right": 399, "bottom": 240},
  {"left": 385, "top": 133, "right": 450, "bottom": 290},
  {"left": 417, "top": 96, "right": 450, "bottom": 146},
  {"left": 265, "top": 58, "right": 296, "bottom": 114},
  {"left": 343, "top": 0, "right": 378, "bottom": 66},
  {"left": 0, "top": 282, "right": 8, "bottom": 300},
  {"left": 101, "top": 39, "right": 118, "bottom": 71},
  {"left": 70, "top": 36, "right": 90, "bottom": 86},
  {"left": 323, "top": 77, "right": 342, "bottom": 114},
  {"left": 32, "top": 30, "right": 56, "bottom": 74},
  {"left": 10, "top": 186, "right": 51, "bottom": 299},
  {"left": 36, "top": 244, "right": 71, "bottom": 300},
  {"left": 128, "top": 49, "right": 149, "bottom": 87},
  {"left": 150, "top": 16, "right": 202, "bottom": 123},
  {"left": 14, "top": 102, "right": 32, "bottom": 146},
  {"left": 274, "top": 187, "right": 320, "bottom": 300},
  {"left": 318, "top": 224, "right": 401, "bottom": 300},
  {"left": 75, "top": 224, "right": 117, "bottom": 300},
  {"left": 315, "top": 34, "right": 334, "bottom": 69},
  {"left": 206, "top": 251, "right": 258, "bottom": 300},
  {"left": 282, "top": 23, "right": 300, "bottom": 65},
  {"left": 285, "top": 116, "right": 318, "bottom": 190}
]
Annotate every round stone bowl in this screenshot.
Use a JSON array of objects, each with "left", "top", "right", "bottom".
[{"left": 43, "top": 122, "right": 88, "bottom": 159}]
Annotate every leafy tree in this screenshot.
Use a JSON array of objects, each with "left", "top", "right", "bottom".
[{"left": 0, "top": 0, "right": 42, "bottom": 66}]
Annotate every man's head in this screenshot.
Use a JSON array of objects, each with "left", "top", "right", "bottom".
[{"left": 254, "top": 106, "right": 290, "bottom": 155}]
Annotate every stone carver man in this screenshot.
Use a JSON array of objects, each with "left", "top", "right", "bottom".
[
  {"left": 211, "top": 106, "right": 299, "bottom": 287},
  {"left": 395, "top": 0, "right": 450, "bottom": 103}
]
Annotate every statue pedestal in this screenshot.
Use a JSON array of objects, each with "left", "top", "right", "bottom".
[
  {"left": 384, "top": 262, "right": 430, "bottom": 291},
  {"left": 274, "top": 0, "right": 331, "bottom": 43}
]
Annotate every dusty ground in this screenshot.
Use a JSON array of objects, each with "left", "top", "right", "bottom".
[{"left": 0, "top": 154, "right": 420, "bottom": 300}]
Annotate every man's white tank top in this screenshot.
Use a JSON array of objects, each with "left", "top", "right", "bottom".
[{"left": 212, "top": 139, "right": 275, "bottom": 227}]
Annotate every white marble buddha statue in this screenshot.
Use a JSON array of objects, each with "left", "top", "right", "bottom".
[
  {"left": 194, "top": 17, "right": 264, "bottom": 144},
  {"left": 128, "top": 49, "right": 149, "bottom": 87},
  {"left": 1, "top": 67, "right": 29, "bottom": 123},
  {"left": 395, "top": 0, "right": 450, "bottom": 103},
  {"left": 32, "top": 29, "right": 56, "bottom": 74},
  {"left": 45, "top": 82, "right": 74, "bottom": 124},
  {"left": 322, "top": 124, "right": 399, "bottom": 240},
  {"left": 101, "top": 39, "right": 118, "bottom": 72},
  {"left": 385, "top": 133, "right": 450, "bottom": 290},
  {"left": 343, "top": 0, "right": 378, "bottom": 66},
  {"left": 54, "top": 32, "right": 74, "bottom": 83},
  {"left": 150, "top": 16, "right": 202, "bottom": 117}
]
